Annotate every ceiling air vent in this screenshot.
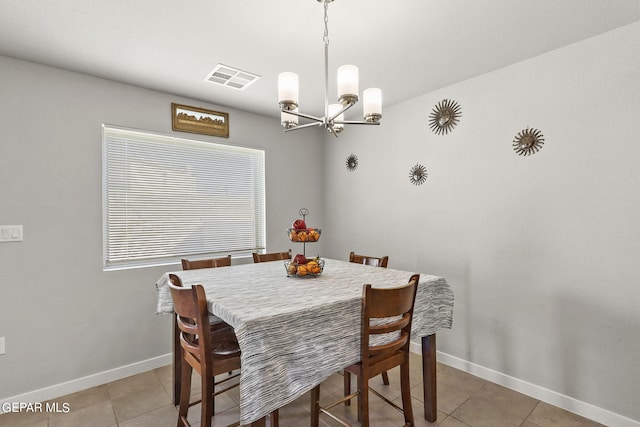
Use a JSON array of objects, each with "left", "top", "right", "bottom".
[{"left": 203, "top": 64, "right": 261, "bottom": 91}]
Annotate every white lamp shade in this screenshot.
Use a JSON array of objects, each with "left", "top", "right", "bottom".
[
  {"left": 278, "top": 72, "right": 299, "bottom": 104},
  {"left": 337, "top": 65, "right": 359, "bottom": 97},
  {"left": 363, "top": 88, "right": 382, "bottom": 116}
]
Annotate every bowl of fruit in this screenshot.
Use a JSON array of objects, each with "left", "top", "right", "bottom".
[
  {"left": 285, "top": 254, "right": 324, "bottom": 277},
  {"left": 287, "top": 219, "right": 321, "bottom": 242}
]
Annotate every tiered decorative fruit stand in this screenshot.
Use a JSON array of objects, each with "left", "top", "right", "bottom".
[{"left": 285, "top": 208, "right": 324, "bottom": 277}]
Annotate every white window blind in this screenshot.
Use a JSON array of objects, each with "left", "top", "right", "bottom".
[{"left": 102, "top": 126, "right": 266, "bottom": 270}]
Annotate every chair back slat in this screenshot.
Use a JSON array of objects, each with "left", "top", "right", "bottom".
[
  {"left": 252, "top": 250, "right": 292, "bottom": 263},
  {"left": 182, "top": 255, "right": 231, "bottom": 270},
  {"left": 367, "top": 281, "right": 417, "bottom": 318},
  {"left": 349, "top": 251, "right": 389, "bottom": 268},
  {"left": 369, "top": 313, "right": 411, "bottom": 335},
  {"left": 368, "top": 332, "right": 410, "bottom": 361}
]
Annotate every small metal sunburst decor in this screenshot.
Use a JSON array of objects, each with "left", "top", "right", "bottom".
[
  {"left": 409, "top": 163, "right": 428, "bottom": 186},
  {"left": 513, "top": 127, "right": 545, "bottom": 156},
  {"left": 346, "top": 154, "right": 358, "bottom": 171},
  {"left": 428, "top": 99, "right": 462, "bottom": 135}
]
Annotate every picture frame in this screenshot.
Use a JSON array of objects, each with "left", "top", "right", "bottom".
[{"left": 171, "top": 103, "right": 229, "bottom": 138}]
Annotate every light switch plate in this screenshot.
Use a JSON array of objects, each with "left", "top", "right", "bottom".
[{"left": 0, "top": 225, "right": 22, "bottom": 242}]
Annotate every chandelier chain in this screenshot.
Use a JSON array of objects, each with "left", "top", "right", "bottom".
[{"left": 323, "top": 0, "right": 329, "bottom": 46}]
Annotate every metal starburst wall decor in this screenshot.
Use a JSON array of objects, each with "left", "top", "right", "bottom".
[
  {"left": 428, "top": 99, "right": 462, "bottom": 135},
  {"left": 409, "top": 163, "right": 428, "bottom": 186},
  {"left": 346, "top": 154, "right": 358, "bottom": 171},
  {"left": 513, "top": 127, "right": 545, "bottom": 156}
]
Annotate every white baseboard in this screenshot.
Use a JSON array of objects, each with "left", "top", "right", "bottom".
[
  {"left": 409, "top": 342, "right": 639, "bottom": 427},
  {"left": 0, "top": 353, "right": 172, "bottom": 414},
  {"left": 3, "top": 348, "right": 639, "bottom": 427}
]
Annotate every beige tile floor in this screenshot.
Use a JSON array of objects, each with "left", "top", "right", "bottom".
[{"left": 0, "top": 353, "right": 605, "bottom": 427}]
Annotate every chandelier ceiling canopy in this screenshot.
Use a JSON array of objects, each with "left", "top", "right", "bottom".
[{"left": 278, "top": 0, "right": 382, "bottom": 137}]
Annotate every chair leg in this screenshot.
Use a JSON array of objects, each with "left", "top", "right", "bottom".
[
  {"left": 358, "top": 374, "right": 369, "bottom": 427},
  {"left": 211, "top": 377, "right": 215, "bottom": 415},
  {"left": 400, "top": 358, "right": 415, "bottom": 426},
  {"left": 173, "top": 317, "right": 182, "bottom": 406},
  {"left": 343, "top": 371, "right": 351, "bottom": 406},
  {"left": 177, "top": 357, "right": 192, "bottom": 427},
  {"left": 381, "top": 371, "right": 390, "bottom": 385},
  {"left": 202, "top": 370, "right": 214, "bottom": 427},
  {"left": 310, "top": 385, "right": 320, "bottom": 427},
  {"left": 269, "top": 409, "right": 279, "bottom": 427}
]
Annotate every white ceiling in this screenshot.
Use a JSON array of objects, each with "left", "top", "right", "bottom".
[{"left": 1, "top": 1, "right": 639, "bottom": 120}]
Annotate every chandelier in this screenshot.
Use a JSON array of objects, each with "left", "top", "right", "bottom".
[{"left": 278, "top": 0, "right": 382, "bottom": 137}]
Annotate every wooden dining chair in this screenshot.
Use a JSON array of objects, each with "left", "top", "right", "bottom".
[
  {"left": 349, "top": 251, "right": 389, "bottom": 268},
  {"left": 311, "top": 274, "right": 419, "bottom": 427},
  {"left": 181, "top": 255, "right": 232, "bottom": 270},
  {"left": 252, "top": 250, "right": 292, "bottom": 263},
  {"left": 174, "top": 256, "right": 235, "bottom": 406},
  {"left": 169, "top": 275, "right": 279, "bottom": 427},
  {"left": 168, "top": 276, "right": 240, "bottom": 427},
  {"left": 349, "top": 251, "right": 391, "bottom": 386}
]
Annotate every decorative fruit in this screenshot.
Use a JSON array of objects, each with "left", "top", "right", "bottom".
[
  {"left": 297, "top": 265, "right": 308, "bottom": 276},
  {"left": 308, "top": 229, "right": 320, "bottom": 242},
  {"left": 287, "top": 263, "right": 297, "bottom": 275},
  {"left": 293, "top": 219, "right": 307, "bottom": 230},
  {"left": 297, "top": 231, "right": 308, "bottom": 242},
  {"left": 293, "top": 253, "right": 307, "bottom": 265},
  {"left": 307, "top": 260, "right": 321, "bottom": 274}
]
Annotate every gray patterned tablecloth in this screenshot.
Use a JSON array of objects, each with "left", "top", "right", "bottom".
[{"left": 156, "top": 258, "right": 453, "bottom": 424}]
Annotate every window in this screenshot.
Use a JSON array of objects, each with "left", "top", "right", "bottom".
[{"left": 102, "top": 126, "right": 266, "bottom": 270}]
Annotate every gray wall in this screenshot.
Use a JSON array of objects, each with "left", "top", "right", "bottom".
[
  {"left": 322, "top": 22, "right": 640, "bottom": 422},
  {"left": 0, "top": 55, "right": 325, "bottom": 399}
]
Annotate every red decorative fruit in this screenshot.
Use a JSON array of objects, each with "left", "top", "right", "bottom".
[
  {"left": 293, "top": 219, "right": 307, "bottom": 230},
  {"left": 293, "top": 254, "right": 307, "bottom": 265}
]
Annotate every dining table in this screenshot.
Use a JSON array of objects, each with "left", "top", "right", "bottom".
[{"left": 156, "top": 258, "right": 454, "bottom": 425}]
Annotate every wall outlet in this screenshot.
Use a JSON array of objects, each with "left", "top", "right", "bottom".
[
  {"left": 0, "top": 337, "right": 5, "bottom": 355},
  {"left": 0, "top": 225, "right": 23, "bottom": 242}
]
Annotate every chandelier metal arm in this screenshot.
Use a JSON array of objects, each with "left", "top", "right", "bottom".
[
  {"left": 335, "top": 120, "right": 381, "bottom": 125},
  {"left": 281, "top": 109, "right": 323, "bottom": 122},
  {"left": 327, "top": 101, "right": 354, "bottom": 122},
  {"left": 283, "top": 122, "right": 323, "bottom": 132}
]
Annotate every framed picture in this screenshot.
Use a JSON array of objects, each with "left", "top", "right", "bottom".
[{"left": 171, "top": 103, "right": 229, "bottom": 138}]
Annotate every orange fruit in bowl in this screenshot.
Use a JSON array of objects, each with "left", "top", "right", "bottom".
[
  {"left": 289, "top": 231, "right": 298, "bottom": 241},
  {"left": 297, "top": 265, "right": 308, "bottom": 276},
  {"left": 297, "top": 231, "right": 308, "bottom": 242}
]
